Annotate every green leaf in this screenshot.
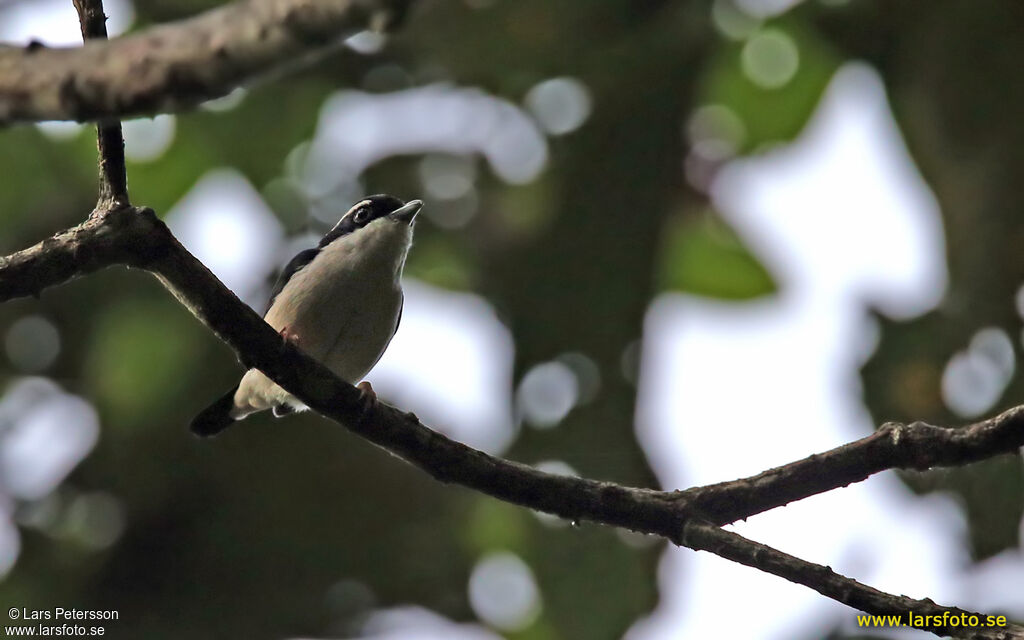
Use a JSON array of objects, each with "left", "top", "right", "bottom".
[
  {"left": 658, "top": 211, "right": 777, "bottom": 300},
  {"left": 699, "top": 17, "right": 840, "bottom": 151}
]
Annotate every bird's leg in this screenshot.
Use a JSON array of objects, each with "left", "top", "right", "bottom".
[
  {"left": 278, "top": 326, "right": 301, "bottom": 347},
  {"left": 356, "top": 380, "right": 377, "bottom": 416}
]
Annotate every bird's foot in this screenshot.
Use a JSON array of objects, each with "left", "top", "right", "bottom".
[
  {"left": 272, "top": 404, "right": 296, "bottom": 418},
  {"left": 279, "top": 326, "right": 301, "bottom": 346},
  {"left": 356, "top": 380, "right": 377, "bottom": 416}
]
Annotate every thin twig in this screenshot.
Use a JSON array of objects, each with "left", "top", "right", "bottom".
[{"left": 72, "top": 0, "right": 129, "bottom": 208}]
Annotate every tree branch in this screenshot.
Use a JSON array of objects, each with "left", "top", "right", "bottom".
[
  {"left": 73, "top": 0, "right": 129, "bottom": 208},
  {"left": 0, "top": 0, "right": 412, "bottom": 124},
  {"left": 0, "top": 1, "right": 1019, "bottom": 634},
  {"left": 681, "top": 521, "right": 1021, "bottom": 639},
  {"left": 682, "top": 409, "right": 1024, "bottom": 525},
  {"left": 1, "top": 210, "right": 1021, "bottom": 638},
  {"left": 0, "top": 206, "right": 157, "bottom": 300}
]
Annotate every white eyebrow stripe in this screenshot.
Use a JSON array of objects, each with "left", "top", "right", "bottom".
[
  {"left": 341, "top": 200, "right": 372, "bottom": 222},
  {"left": 327, "top": 199, "right": 373, "bottom": 236}
]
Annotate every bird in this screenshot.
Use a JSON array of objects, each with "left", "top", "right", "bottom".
[{"left": 190, "top": 194, "right": 423, "bottom": 437}]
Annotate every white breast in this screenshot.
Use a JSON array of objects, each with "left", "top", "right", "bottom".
[{"left": 231, "top": 219, "right": 412, "bottom": 417}]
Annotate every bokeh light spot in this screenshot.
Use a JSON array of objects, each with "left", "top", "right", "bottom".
[
  {"left": 419, "top": 154, "right": 477, "bottom": 201},
  {"left": 167, "top": 169, "right": 285, "bottom": 302},
  {"left": 711, "top": 0, "right": 761, "bottom": 40},
  {"left": 0, "top": 378, "right": 99, "bottom": 501},
  {"left": 620, "top": 340, "right": 642, "bottom": 384},
  {"left": 35, "top": 121, "right": 83, "bottom": 141},
  {"left": 306, "top": 85, "right": 548, "bottom": 192},
  {"left": 0, "top": 516, "right": 18, "bottom": 579},
  {"left": 741, "top": 29, "right": 800, "bottom": 89},
  {"left": 5, "top": 315, "right": 60, "bottom": 373},
  {"left": 535, "top": 459, "right": 578, "bottom": 478},
  {"left": 122, "top": 115, "right": 176, "bottom": 163},
  {"left": 361, "top": 606, "right": 502, "bottom": 639},
  {"left": 734, "top": 0, "right": 805, "bottom": 18},
  {"left": 1014, "top": 282, "right": 1024, "bottom": 319},
  {"left": 524, "top": 77, "right": 592, "bottom": 136},
  {"left": 941, "top": 327, "right": 1015, "bottom": 418},
  {"left": 0, "top": 0, "right": 134, "bottom": 46},
  {"left": 65, "top": 491, "right": 125, "bottom": 550},
  {"left": 687, "top": 104, "right": 747, "bottom": 159},
  {"left": 325, "top": 579, "right": 376, "bottom": 633},
  {"left": 468, "top": 552, "right": 542, "bottom": 631},
  {"left": 344, "top": 30, "right": 387, "bottom": 55},
  {"left": 556, "top": 352, "right": 601, "bottom": 405},
  {"left": 517, "top": 361, "right": 579, "bottom": 428}
]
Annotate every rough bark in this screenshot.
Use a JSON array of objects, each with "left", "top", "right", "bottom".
[{"left": 0, "top": 0, "right": 410, "bottom": 124}]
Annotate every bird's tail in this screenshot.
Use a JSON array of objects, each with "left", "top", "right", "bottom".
[{"left": 190, "top": 385, "right": 239, "bottom": 437}]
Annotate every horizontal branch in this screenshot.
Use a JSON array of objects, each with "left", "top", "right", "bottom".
[
  {"left": 0, "top": 206, "right": 162, "bottom": 300},
  {"left": 0, "top": 0, "right": 411, "bottom": 124},
  {"left": 2, "top": 209, "right": 1022, "bottom": 638}
]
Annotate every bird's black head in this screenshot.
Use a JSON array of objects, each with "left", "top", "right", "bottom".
[{"left": 319, "top": 194, "right": 422, "bottom": 248}]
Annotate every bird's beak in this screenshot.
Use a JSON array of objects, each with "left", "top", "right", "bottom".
[{"left": 389, "top": 199, "right": 423, "bottom": 224}]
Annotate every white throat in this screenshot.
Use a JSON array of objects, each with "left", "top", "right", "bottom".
[{"left": 327, "top": 218, "right": 413, "bottom": 282}]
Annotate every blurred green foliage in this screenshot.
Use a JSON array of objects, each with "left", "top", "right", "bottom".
[
  {"left": 699, "top": 18, "right": 839, "bottom": 151},
  {"left": 658, "top": 211, "right": 776, "bottom": 299}
]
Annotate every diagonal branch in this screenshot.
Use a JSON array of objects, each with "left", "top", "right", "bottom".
[
  {"left": 1, "top": 217, "right": 1023, "bottom": 533},
  {"left": 0, "top": 210, "right": 1021, "bottom": 638},
  {"left": 681, "top": 521, "right": 1021, "bottom": 640},
  {"left": 0, "top": 0, "right": 1014, "bottom": 532},
  {"left": 0, "top": 0, "right": 412, "bottom": 125},
  {"left": 13, "top": 211, "right": 1012, "bottom": 533}
]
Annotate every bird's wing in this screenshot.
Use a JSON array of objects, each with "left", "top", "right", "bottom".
[
  {"left": 392, "top": 293, "right": 404, "bottom": 340},
  {"left": 350, "top": 292, "right": 403, "bottom": 376},
  {"left": 266, "top": 248, "right": 320, "bottom": 313}
]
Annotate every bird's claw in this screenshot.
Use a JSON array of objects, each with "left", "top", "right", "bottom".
[
  {"left": 356, "top": 380, "right": 377, "bottom": 416},
  {"left": 279, "top": 326, "right": 301, "bottom": 346}
]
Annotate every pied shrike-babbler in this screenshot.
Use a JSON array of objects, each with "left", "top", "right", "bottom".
[{"left": 190, "top": 194, "right": 423, "bottom": 436}]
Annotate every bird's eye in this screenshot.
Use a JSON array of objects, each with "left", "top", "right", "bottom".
[{"left": 353, "top": 208, "right": 370, "bottom": 224}]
